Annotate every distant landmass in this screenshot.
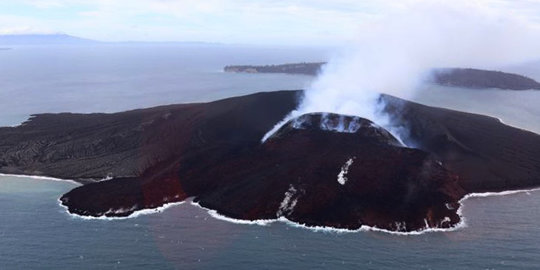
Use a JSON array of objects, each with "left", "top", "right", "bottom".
[
  {"left": 0, "top": 34, "right": 98, "bottom": 45},
  {"left": 224, "top": 62, "right": 326, "bottom": 76},
  {"left": 224, "top": 62, "right": 540, "bottom": 90},
  {"left": 430, "top": 68, "right": 540, "bottom": 90},
  {"left": 0, "top": 34, "right": 222, "bottom": 46}
]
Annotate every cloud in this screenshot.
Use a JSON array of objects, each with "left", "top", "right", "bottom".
[
  {"left": 21, "top": 0, "right": 66, "bottom": 9},
  {"left": 0, "top": 14, "right": 58, "bottom": 35},
  {"left": 0, "top": 26, "right": 56, "bottom": 35},
  {"left": 262, "top": 0, "right": 540, "bottom": 142},
  {"left": 1, "top": 0, "right": 540, "bottom": 44}
]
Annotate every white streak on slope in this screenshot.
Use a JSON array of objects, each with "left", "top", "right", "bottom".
[
  {"left": 337, "top": 157, "right": 355, "bottom": 185},
  {"left": 277, "top": 185, "right": 298, "bottom": 217}
]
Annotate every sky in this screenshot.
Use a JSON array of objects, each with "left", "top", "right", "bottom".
[{"left": 1, "top": 0, "right": 540, "bottom": 45}]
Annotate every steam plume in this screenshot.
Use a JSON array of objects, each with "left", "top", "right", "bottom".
[{"left": 263, "top": 1, "right": 540, "bottom": 143}]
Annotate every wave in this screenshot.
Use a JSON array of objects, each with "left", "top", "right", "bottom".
[
  {"left": 460, "top": 188, "right": 540, "bottom": 200},
  {"left": 278, "top": 217, "right": 465, "bottom": 236},
  {"left": 191, "top": 188, "right": 540, "bottom": 235},
  {"left": 190, "top": 200, "right": 277, "bottom": 226},
  {"left": 0, "top": 173, "right": 81, "bottom": 186},
  {"left": 56, "top": 185, "right": 540, "bottom": 235},
  {"left": 189, "top": 200, "right": 466, "bottom": 236},
  {"left": 58, "top": 199, "right": 186, "bottom": 220}
]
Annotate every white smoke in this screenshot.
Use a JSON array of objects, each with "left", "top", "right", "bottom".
[{"left": 263, "top": 1, "right": 540, "bottom": 143}]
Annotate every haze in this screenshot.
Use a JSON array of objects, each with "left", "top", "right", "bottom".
[{"left": 1, "top": 0, "right": 540, "bottom": 46}]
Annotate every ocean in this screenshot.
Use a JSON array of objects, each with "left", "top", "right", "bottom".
[
  {"left": 0, "top": 44, "right": 322, "bottom": 127},
  {"left": 1, "top": 44, "right": 540, "bottom": 269}
]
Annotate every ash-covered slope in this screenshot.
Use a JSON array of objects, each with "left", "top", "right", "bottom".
[
  {"left": 0, "top": 90, "right": 301, "bottom": 182},
  {"left": 192, "top": 114, "right": 464, "bottom": 231},
  {"left": 382, "top": 94, "right": 540, "bottom": 193}
]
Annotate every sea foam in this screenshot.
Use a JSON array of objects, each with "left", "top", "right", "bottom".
[
  {"left": 58, "top": 199, "right": 186, "bottom": 220},
  {"left": 190, "top": 200, "right": 276, "bottom": 226},
  {"left": 189, "top": 199, "right": 465, "bottom": 236},
  {"left": 48, "top": 171, "right": 540, "bottom": 235},
  {"left": 190, "top": 188, "right": 540, "bottom": 236}
]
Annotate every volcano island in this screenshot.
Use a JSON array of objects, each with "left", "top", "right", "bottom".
[{"left": 2, "top": 87, "right": 540, "bottom": 232}]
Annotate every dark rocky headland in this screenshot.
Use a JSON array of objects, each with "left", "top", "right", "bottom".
[
  {"left": 225, "top": 62, "right": 540, "bottom": 90},
  {"left": 2, "top": 89, "right": 540, "bottom": 232}
]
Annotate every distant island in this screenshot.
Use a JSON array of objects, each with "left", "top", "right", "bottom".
[
  {"left": 430, "top": 68, "right": 540, "bottom": 90},
  {"left": 224, "top": 62, "right": 326, "bottom": 76},
  {"left": 2, "top": 90, "right": 540, "bottom": 232},
  {"left": 0, "top": 34, "right": 98, "bottom": 45},
  {"left": 225, "top": 62, "right": 540, "bottom": 90},
  {"left": 0, "top": 34, "right": 220, "bottom": 46}
]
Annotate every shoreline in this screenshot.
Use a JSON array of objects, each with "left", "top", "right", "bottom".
[
  {"left": 53, "top": 187, "right": 540, "bottom": 235},
  {"left": 57, "top": 198, "right": 186, "bottom": 220},
  {"left": 0, "top": 173, "right": 81, "bottom": 186},
  {"left": 3, "top": 147, "right": 534, "bottom": 235}
]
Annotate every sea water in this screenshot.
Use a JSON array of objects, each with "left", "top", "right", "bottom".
[
  {"left": 2, "top": 45, "right": 540, "bottom": 269},
  {"left": 1, "top": 176, "right": 540, "bottom": 269},
  {"left": 0, "top": 44, "right": 322, "bottom": 126}
]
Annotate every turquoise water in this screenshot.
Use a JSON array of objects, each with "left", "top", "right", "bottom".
[{"left": 1, "top": 175, "right": 540, "bottom": 269}]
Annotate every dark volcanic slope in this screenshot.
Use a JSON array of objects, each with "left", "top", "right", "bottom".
[
  {"left": 382, "top": 95, "right": 540, "bottom": 193},
  {"left": 191, "top": 114, "right": 464, "bottom": 231},
  {"left": 62, "top": 113, "right": 465, "bottom": 231},
  {"left": 0, "top": 90, "right": 301, "bottom": 182},
  {"left": 431, "top": 68, "right": 540, "bottom": 90}
]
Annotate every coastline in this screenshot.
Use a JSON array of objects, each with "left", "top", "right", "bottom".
[
  {"left": 58, "top": 198, "right": 186, "bottom": 220},
  {"left": 54, "top": 187, "right": 540, "bottom": 235},
  {"left": 60, "top": 195, "right": 462, "bottom": 235},
  {"left": 189, "top": 200, "right": 463, "bottom": 236},
  {"left": 8, "top": 160, "right": 522, "bottom": 235},
  {"left": 0, "top": 173, "right": 81, "bottom": 186}
]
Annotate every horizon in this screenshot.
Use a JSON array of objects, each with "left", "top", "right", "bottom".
[
  {"left": 0, "top": 33, "right": 336, "bottom": 48},
  {"left": 2, "top": 0, "right": 540, "bottom": 46},
  {"left": 0, "top": 32, "right": 225, "bottom": 45}
]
